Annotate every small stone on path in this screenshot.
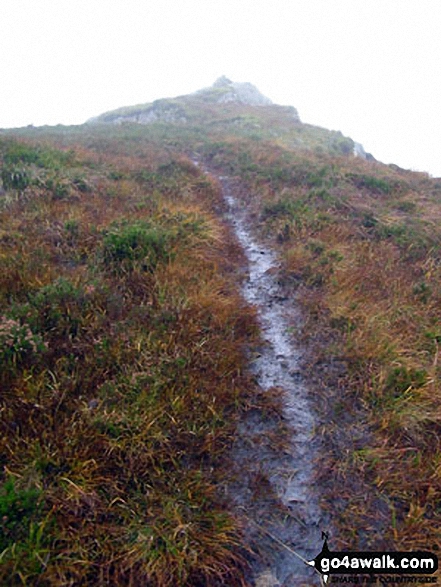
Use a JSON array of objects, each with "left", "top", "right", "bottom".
[{"left": 255, "top": 570, "right": 280, "bottom": 587}]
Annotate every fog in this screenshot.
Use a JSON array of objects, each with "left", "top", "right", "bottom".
[{"left": 1, "top": 0, "right": 440, "bottom": 175}]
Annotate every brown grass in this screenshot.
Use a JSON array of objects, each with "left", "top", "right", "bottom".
[
  {"left": 204, "top": 136, "right": 441, "bottom": 555},
  {"left": 2, "top": 113, "right": 441, "bottom": 583},
  {"left": 0, "top": 138, "right": 257, "bottom": 585}
]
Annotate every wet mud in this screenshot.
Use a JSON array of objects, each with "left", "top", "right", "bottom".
[
  {"left": 190, "top": 154, "right": 328, "bottom": 585},
  {"left": 217, "top": 175, "right": 327, "bottom": 586}
]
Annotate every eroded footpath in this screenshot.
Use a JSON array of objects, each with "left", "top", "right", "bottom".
[{"left": 212, "top": 170, "right": 328, "bottom": 586}]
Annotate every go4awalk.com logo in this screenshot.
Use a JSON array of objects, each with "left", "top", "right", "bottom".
[{"left": 308, "top": 536, "right": 438, "bottom": 584}]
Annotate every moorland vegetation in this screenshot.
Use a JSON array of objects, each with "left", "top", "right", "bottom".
[{"left": 1, "top": 85, "right": 440, "bottom": 584}]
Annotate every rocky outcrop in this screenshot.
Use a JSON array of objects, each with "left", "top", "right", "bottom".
[
  {"left": 353, "top": 141, "right": 367, "bottom": 158},
  {"left": 204, "top": 76, "right": 274, "bottom": 106},
  {"left": 88, "top": 77, "right": 299, "bottom": 126},
  {"left": 88, "top": 100, "right": 187, "bottom": 126},
  {"left": 353, "top": 141, "right": 376, "bottom": 161}
]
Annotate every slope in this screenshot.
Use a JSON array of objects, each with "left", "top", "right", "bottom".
[{"left": 0, "top": 80, "right": 440, "bottom": 585}]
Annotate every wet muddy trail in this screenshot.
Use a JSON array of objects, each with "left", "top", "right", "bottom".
[
  {"left": 191, "top": 155, "right": 328, "bottom": 584},
  {"left": 217, "top": 174, "right": 327, "bottom": 586}
]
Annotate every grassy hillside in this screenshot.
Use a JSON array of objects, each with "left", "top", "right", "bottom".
[
  {"left": 1, "top": 95, "right": 440, "bottom": 584},
  {"left": 0, "top": 137, "right": 261, "bottom": 585},
  {"left": 202, "top": 137, "right": 441, "bottom": 552}
]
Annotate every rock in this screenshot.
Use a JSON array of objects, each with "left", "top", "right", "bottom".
[
  {"left": 353, "top": 141, "right": 367, "bottom": 159},
  {"left": 88, "top": 77, "right": 302, "bottom": 125},
  {"left": 102, "top": 101, "right": 187, "bottom": 126},
  {"left": 255, "top": 570, "right": 281, "bottom": 587},
  {"left": 213, "top": 75, "right": 233, "bottom": 88},
  {"left": 198, "top": 76, "right": 274, "bottom": 106},
  {"left": 353, "top": 142, "right": 376, "bottom": 161}
]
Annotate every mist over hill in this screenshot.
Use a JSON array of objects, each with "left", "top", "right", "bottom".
[
  {"left": 0, "top": 77, "right": 440, "bottom": 586},
  {"left": 87, "top": 77, "right": 376, "bottom": 163},
  {"left": 88, "top": 77, "right": 277, "bottom": 124}
]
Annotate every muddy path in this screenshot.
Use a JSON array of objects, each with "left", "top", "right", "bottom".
[{"left": 206, "top": 169, "right": 328, "bottom": 586}]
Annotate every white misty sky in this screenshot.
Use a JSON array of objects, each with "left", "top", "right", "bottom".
[{"left": 1, "top": 0, "right": 441, "bottom": 176}]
